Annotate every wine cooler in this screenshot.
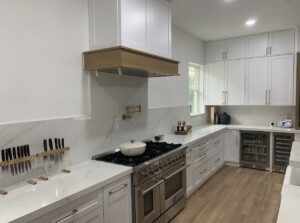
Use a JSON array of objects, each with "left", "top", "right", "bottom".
[
  {"left": 273, "top": 133, "right": 294, "bottom": 173},
  {"left": 240, "top": 131, "right": 270, "bottom": 171}
]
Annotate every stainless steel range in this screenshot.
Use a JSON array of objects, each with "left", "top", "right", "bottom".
[{"left": 93, "top": 140, "right": 188, "bottom": 223}]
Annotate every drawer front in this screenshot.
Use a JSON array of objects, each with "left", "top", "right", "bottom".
[
  {"left": 194, "top": 147, "right": 209, "bottom": 163},
  {"left": 194, "top": 141, "right": 209, "bottom": 160},
  {"left": 210, "top": 135, "right": 223, "bottom": 154},
  {"left": 210, "top": 151, "right": 223, "bottom": 173},
  {"left": 194, "top": 160, "right": 210, "bottom": 188}
]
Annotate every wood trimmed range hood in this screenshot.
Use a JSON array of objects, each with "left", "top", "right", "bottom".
[{"left": 83, "top": 47, "right": 180, "bottom": 78}]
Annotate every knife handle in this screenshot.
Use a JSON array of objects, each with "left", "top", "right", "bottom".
[
  {"left": 43, "top": 139, "right": 48, "bottom": 152},
  {"left": 49, "top": 139, "right": 53, "bottom": 150},
  {"left": 58, "top": 139, "right": 61, "bottom": 149},
  {"left": 61, "top": 138, "right": 65, "bottom": 148},
  {"left": 54, "top": 138, "right": 58, "bottom": 149}
]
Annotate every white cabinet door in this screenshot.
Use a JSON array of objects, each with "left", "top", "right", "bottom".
[
  {"left": 148, "top": 0, "right": 171, "bottom": 57},
  {"left": 210, "top": 151, "right": 223, "bottom": 174},
  {"left": 186, "top": 156, "right": 194, "bottom": 196},
  {"left": 246, "top": 34, "right": 269, "bottom": 58},
  {"left": 269, "top": 55, "right": 294, "bottom": 106},
  {"left": 225, "top": 130, "right": 240, "bottom": 163},
  {"left": 103, "top": 176, "right": 132, "bottom": 223},
  {"left": 246, "top": 58, "right": 269, "bottom": 105},
  {"left": 269, "top": 30, "right": 295, "bottom": 56},
  {"left": 227, "top": 37, "right": 246, "bottom": 60},
  {"left": 121, "top": 0, "right": 148, "bottom": 51},
  {"left": 206, "top": 40, "right": 227, "bottom": 62},
  {"left": 226, "top": 60, "right": 246, "bottom": 105},
  {"left": 194, "top": 160, "right": 210, "bottom": 188},
  {"left": 207, "top": 61, "right": 226, "bottom": 105}
]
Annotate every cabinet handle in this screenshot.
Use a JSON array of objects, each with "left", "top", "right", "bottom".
[
  {"left": 52, "top": 209, "right": 78, "bottom": 223},
  {"left": 226, "top": 91, "right": 228, "bottom": 104},
  {"left": 109, "top": 183, "right": 128, "bottom": 195},
  {"left": 214, "top": 158, "right": 221, "bottom": 163},
  {"left": 268, "top": 90, "right": 271, "bottom": 105},
  {"left": 222, "top": 52, "right": 225, "bottom": 60},
  {"left": 222, "top": 91, "right": 225, "bottom": 104},
  {"left": 200, "top": 169, "right": 207, "bottom": 174},
  {"left": 199, "top": 152, "right": 207, "bottom": 158},
  {"left": 269, "top": 47, "right": 272, "bottom": 55}
]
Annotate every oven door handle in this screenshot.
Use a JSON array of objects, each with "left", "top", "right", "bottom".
[
  {"left": 162, "top": 164, "right": 189, "bottom": 181},
  {"left": 141, "top": 180, "right": 164, "bottom": 195}
]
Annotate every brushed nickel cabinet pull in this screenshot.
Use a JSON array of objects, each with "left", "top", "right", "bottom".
[{"left": 109, "top": 183, "right": 128, "bottom": 195}]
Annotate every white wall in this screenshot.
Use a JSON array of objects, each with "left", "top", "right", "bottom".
[
  {"left": 0, "top": 0, "right": 90, "bottom": 124},
  {"left": 148, "top": 27, "right": 205, "bottom": 108},
  {"left": 0, "top": 20, "right": 207, "bottom": 166},
  {"left": 218, "top": 106, "right": 295, "bottom": 127}
]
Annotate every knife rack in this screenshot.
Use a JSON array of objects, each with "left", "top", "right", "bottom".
[{"left": 0, "top": 147, "right": 71, "bottom": 196}]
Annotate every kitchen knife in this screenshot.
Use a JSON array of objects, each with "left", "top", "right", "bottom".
[
  {"left": 61, "top": 138, "right": 65, "bottom": 148},
  {"left": 1, "top": 149, "right": 6, "bottom": 171},
  {"left": 48, "top": 139, "right": 54, "bottom": 161},
  {"left": 12, "top": 147, "right": 18, "bottom": 175},
  {"left": 43, "top": 139, "right": 48, "bottom": 160},
  {"left": 17, "top": 147, "right": 22, "bottom": 173},
  {"left": 6, "top": 148, "right": 14, "bottom": 176},
  {"left": 57, "top": 138, "right": 62, "bottom": 162},
  {"left": 24, "top": 145, "right": 31, "bottom": 169},
  {"left": 54, "top": 139, "right": 59, "bottom": 163},
  {"left": 20, "top": 146, "right": 28, "bottom": 172}
]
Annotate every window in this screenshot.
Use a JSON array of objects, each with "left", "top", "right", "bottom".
[{"left": 188, "top": 63, "right": 204, "bottom": 115}]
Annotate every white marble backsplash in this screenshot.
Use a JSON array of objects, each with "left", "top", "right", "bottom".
[
  {"left": 218, "top": 106, "right": 295, "bottom": 127},
  {"left": 0, "top": 74, "right": 206, "bottom": 166}
]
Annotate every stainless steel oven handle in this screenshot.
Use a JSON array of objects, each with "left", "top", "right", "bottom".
[
  {"left": 162, "top": 165, "right": 189, "bottom": 181},
  {"left": 141, "top": 180, "right": 164, "bottom": 195}
]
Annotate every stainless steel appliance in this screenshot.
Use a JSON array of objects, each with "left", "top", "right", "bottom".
[
  {"left": 273, "top": 133, "right": 294, "bottom": 173},
  {"left": 240, "top": 131, "right": 270, "bottom": 171},
  {"left": 93, "top": 141, "right": 187, "bottom": 223}
]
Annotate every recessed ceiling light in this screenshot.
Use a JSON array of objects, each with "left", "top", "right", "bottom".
[{"left": 246, "top": 19, "right": 257, "bottom": 27}]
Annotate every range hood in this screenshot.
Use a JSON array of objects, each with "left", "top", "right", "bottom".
[{"left": 82, "top": 47, "right": 180, "bottom": 77}]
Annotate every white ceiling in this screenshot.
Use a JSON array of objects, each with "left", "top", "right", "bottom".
[{"left": 170, "top": 0, "right": 300, "bottom": 41}]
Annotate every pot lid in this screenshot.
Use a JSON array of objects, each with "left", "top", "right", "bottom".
[{"left": 120, "top": 140, "right": 146, "bottom": 150}]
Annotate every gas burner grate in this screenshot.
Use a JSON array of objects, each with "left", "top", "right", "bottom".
[{"left": 96, "top": 141, "right": 182, "bottom": 166}]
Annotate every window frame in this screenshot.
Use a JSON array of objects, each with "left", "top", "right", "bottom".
[{"left": 188, "top": 62, "right": 205, "bottom": 116}]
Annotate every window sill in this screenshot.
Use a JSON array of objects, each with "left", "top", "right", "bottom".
[{"left": 190, "top": 113, "right": 205, "bottom": 118}]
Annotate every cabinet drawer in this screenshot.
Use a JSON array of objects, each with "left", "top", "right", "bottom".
[
  {"left": 210, "top": 151, "right": 223, "bottom": 173},
  {"left": 194, "top": 141, "right": 209, "bottom": 159},
  {"left": 210, "top": 135, "right": 223, "bottom": 154},
  {"left": 51, "top": 192, "right": 102, "bottom": 223},
  {"left": 194, "top": 160, "right": 210, "bottom": 188}
]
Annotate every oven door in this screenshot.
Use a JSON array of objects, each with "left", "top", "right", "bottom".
[
  {"left": 136, "top": 177, "right": 163, "bottom": 223},
  {"left": 160, "top": 162, "right": 188, "bottom": 213}
]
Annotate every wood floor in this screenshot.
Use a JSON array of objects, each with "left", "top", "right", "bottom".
[{"left": 171, "top": 166, "right": 284, "bottom": 223}]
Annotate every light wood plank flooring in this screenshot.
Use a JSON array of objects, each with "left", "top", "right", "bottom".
[{"left": 171, "top": 166, "right": 284, "bottom": 223}]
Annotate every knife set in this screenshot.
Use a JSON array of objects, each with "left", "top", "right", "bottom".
[
  {"left": 38, "top": 138, "right": 71, "bottom": 179},
  {"left": 0, "top": 139, "right": 71, "bottom": 196},
  {"left": 0, "top": 145, "right": 37, "bottom": 195}
]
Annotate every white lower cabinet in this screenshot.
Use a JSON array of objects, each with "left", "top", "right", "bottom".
[
  {"left": 30, "top": 175, "right": 132, "bottom": 223},
  {"left": 210, "top": 150, "right": 223, "bottom": 174},
  {"left": 186, "top": 147, "right": 194, "bottom": 197},
  {"left": 103, "top": 175, "right": 132, "bottom": 223},
  {"left": 225, "top": 130, "right": 240, "bottom": 163},
  {"left": 186, "top": 132, "right": 225, "bottom": 196},
  {"left": 194, "top": 160, "right": 210, "bottom": 188}
]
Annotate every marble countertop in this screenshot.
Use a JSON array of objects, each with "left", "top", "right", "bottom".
[
  {"left": 289, "top": 142, "right": 300, "bottom": 168},
  {"left": 0, "top": 160, "right": 132, "bottom": 223},
  {"left": 162, "top": 124, "right": 300, "bottom": 147}
]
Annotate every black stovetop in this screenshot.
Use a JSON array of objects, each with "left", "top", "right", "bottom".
[{"left": 95, "top": 141, "right": 182, "bottom": 166}]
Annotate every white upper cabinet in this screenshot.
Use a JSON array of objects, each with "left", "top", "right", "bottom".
[
  {"left": 206, "top": 40, "right": 227, "bottom": 62},
  {"left": 269, "top": 55, "right": 294, "bottom": 106},
  {"left": 226, "top": 60, "right": 246, "bottom": 105},
  {"left": 88, "top": 0, "right": 171, "bottom": 57},
  {"left": 148, "top": 0, "right": 171, "bottom": 58},
  {"left": 227, "top": 37, "right": 246, "bottom": 60},
  {"left": 269, "top": 30, "right": 295, "bottom": 56},
  {"left": 120, "top": 0, "right": 148, "bottom": 51},
  {"left": 246, "top": 33, "right": 269, "bottom": 58},
  {"left": 207, "top": 61, "right": 226, "bottom": 105},
  {"left": 246, "top": 57, "right": 269, "bottom": 105}
]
